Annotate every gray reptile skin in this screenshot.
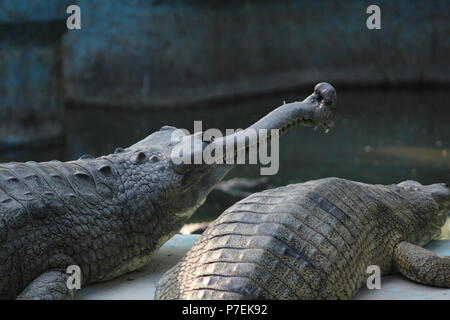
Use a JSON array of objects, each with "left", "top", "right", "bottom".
[
  {"left": 155, "top": 178, "right": 450, "bottom": 300},
  {"left": 0, "top": 83, "right": 337, "bottom": 300}
]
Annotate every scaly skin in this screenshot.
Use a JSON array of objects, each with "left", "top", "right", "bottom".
[
  {"left": 0, "top": 83, "right": 337, "bottom": 299},
  {"left": 156, "top": 178, "right": 450, "bottom": 300}
]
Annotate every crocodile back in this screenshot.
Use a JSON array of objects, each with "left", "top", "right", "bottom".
[
  {"left": 156, "top": 178, "right": 434, "bottom": 300},
  {"left": 0, "top": 159, "right": 125, "bottom": 298}
]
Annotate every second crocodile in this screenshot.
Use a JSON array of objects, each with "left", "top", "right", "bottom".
[{"left": 156, "top": 178, "right": 450, "bottom": 299}]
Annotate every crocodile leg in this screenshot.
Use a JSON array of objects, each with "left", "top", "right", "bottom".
[
  {"left": 393, "top": 241, "right": 450, "bottom": 288},
  {"left": 16, "top": 271, "right": 73, "bottom": 300}
]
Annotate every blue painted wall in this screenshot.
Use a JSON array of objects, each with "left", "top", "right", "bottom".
[
  {"left": 1, "top": 0, "right": 449, "bottom": 148},
  {"left": 0, "top": 0, "right": 74, "bottom": 148},
  {"left": 0, "top": 0, "right": 73, "bottom": 23},
  {"left": 63, "top": 0, "right": 450, "bottom": 108}
]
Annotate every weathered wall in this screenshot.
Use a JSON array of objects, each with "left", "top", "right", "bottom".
[
  {"left": 1, "top": 0, "right": 449, "bottom": 150},
  {"left": 0, "top": 0, "right": 72, "bottom": 149},
  {"left": 63, "top": 0, "right": 450, "bottom": 108}
]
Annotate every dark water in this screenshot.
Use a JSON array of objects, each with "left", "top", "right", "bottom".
[{"left": 1, "top": 89, "right": 449, "bottom": 236}]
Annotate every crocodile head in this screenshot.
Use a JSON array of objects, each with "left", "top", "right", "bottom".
[
  {"left": 122, "top": 126, "right": 231, "bottom": 220},
  {"left": 397, "top": 180, "right": 450, "bottom": 243},
  {"left": 121, "top": 83, "right": 336, "bottom": 223}
]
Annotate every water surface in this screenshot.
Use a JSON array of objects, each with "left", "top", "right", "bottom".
[{"left": 1, "top": 88, "right": 449, "bottom": 237}]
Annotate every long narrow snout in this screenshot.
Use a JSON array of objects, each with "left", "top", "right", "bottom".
[
  {"left": 247, "top": 82, "right": 337, "bottom": 133},
  {"left": 173, "top": 82, "right": 337, "bottom": 166},
  {"left": 214, "top": 82, "right": 337, "bottom": 163}
]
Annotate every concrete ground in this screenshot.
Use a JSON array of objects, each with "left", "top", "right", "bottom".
[{"left": 75, "top": 235, "right": 450, "bottom": 300}]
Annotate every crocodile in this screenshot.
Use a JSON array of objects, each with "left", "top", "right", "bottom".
[
  {"left": 155, "top": 178, "right": 450, "bottom": 300},
  {"left": 0, "top": 83, "right": 337, "bottom": 300}
]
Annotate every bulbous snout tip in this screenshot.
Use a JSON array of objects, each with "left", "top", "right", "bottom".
[
  {"left": 314, "top": 82, "right": 337, "bottom": 107},
  {"left": 311, "top": 82, "right": 337, "bottom": 132}
]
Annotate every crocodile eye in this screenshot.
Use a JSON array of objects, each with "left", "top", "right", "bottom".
[
  {"left": 132, "top": 152, "right": 147, "bottom": 164},
  {"left": 79, "top": 154, "right": 95, "bottom": 160},
  {"left": 98, "top": 164, "right": 112, "bottom": 175}
]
